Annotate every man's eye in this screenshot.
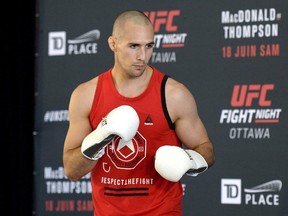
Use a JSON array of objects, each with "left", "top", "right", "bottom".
[
  {"left": 130, "top": 44, "right": 137, "bottom": 49},
  {"left": 147, "top": 44, "right": 154, "bottom": 49}
]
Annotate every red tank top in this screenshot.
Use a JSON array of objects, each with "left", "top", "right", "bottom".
[{"left": 89, "top": 67, "right": 183, "bottom": 216}]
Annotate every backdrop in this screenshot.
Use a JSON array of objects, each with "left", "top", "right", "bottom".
[{"left": 34, "top": 1, "right": 288, "bottom": 215}]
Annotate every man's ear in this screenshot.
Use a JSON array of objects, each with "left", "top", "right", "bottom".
[{"left": 108, "top": 36, "right": 116, "bottom": 51}]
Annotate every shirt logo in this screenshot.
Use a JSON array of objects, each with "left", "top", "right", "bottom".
[
  {"left": 107, "top": 132, "right": 146, "bottom": 169},
  {"left": 144, "top": 115, "right": 153, "bottom": 125}
]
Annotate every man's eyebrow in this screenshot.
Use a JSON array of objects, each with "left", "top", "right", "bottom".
[{"left": 128, "top": 41, "right": 155, "bottom": 46}]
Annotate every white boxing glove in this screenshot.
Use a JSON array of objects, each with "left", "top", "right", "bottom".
[
  {"left": 81, "top": 105, "right": 139, "bottom": 160},
  {"left": 154, "top": 145, "right": 208, "bottom": 182}
]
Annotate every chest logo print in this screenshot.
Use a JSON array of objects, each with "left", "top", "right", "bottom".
[{"left": 107, "top": 132, "right": 147, "bottom": 169}]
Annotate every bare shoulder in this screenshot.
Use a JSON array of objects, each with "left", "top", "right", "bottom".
[
  {"left": 69, "top": 76, "right": 99, "bottom": 117},
  {"left": 165, "top": 77, "right": 197, "bottom": 121},
  {"left": 166, "top": 77, "right": 196, "bottom": 104},
  {"left": 72, "top": 76, "right": 98, "bottom": 98}
]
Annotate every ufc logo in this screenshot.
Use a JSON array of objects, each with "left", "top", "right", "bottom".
[
  {"left": 231, "top": 84, "right": 274, "bottom": 107},
  {"left": 144, "top": 10, "right": 180, "bottom": 32}
]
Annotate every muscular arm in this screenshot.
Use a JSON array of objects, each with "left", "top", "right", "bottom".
[
  {"left": 63, "top": 78, "right": 98, "bottom": 181},
  {"left": 166, "top": 78, "right": 215, "bottom": 167}
]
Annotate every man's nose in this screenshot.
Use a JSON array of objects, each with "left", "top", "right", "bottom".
[{"left": 136, "top": 47, "right": 146, "bottom": 60}]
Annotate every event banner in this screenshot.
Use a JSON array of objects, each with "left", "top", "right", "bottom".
[{"left": 34, "top": 1, "right": 288, "bottom": 215}]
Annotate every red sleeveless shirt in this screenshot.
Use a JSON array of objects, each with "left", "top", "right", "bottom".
[{"left": 89, "top": 67, "right": 183, "bottom": 216}]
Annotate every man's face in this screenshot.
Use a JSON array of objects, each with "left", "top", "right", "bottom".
[{"left": 114, "top": 21, "right": 155, "bottom": 77}]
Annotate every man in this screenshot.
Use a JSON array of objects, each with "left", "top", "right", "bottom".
[{"left": 63, "top": 9, "right": 215, "bottom": 215}]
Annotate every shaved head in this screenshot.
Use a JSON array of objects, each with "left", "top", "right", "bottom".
[
  {"left": 112, "top": 10, "right": 153, "bottom": 38},
  {"left": 107, "top": 9, "right": 155, "bottom": 77}
]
